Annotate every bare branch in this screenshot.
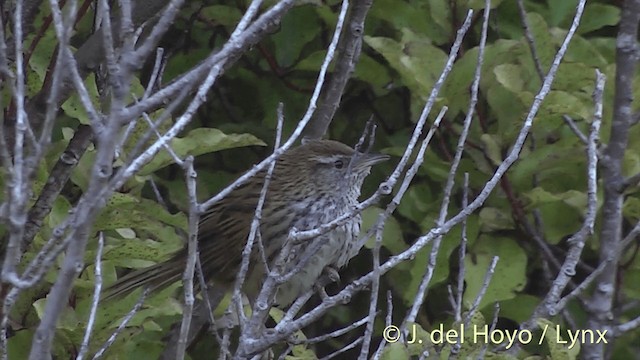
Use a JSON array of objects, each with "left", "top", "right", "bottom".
[
  {"left": 22, "top": 125, "right": 93, "bottom": 250},
  {"left": 29, "top": 223, "right": 92, "bottom": 359},
  {"left": 455, "top": 173, "right": 470, "bottom": 322},
  {"left": 615, "top": 314, "right": 640, "bottom": 335},
  {"left": 476, "top": 303, "right": 500, "bottom": 360},
  {"left": 358, "top": 224, "right": 383, "bottom": 359},
  {"left": 562, "top": 115, "right": 589, "bottom": 145},
  {"left": 527, "top": 69, "right": 604, "bottom": 326},
  {"left": 371, "top": 291, "right": 393, "bottom": 360},
  {"left": 623, "top": 170, "right": 640, "bottom": 189},
  {"left": 290, "top": 316, "right": 369, "bottom": 345},
  {"left": 77, "top": 233, "right": 105, "bottom": 360},
  {"left": 320, "top": 336, "right": 364, "bottom": 360},
  {"left": 2, "top": 0, "right": 30, "bottom": 284},
  {"left": 585, "top": 0, "right": 640, "bottom": 357},
  {"left": 174, "top": 157, "right": 198, "bottom": 360},
  {"left": 304, "top": 0, "right": 374, "bottom": 140},
  {"left": 516, "top": 0, "right": 545, "bottom": 78}
]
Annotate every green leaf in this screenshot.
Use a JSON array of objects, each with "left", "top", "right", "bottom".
[
  {"left": 523, "top": 187, "right": 561, "bottom": 205},
  {"left": 467, "top": 0, "right": 504, "bottom": 9},
  {"left": 464, "top": 236, "right": 527, "bottom": 310},
  {"left": 295, "top": 50, "right": 330, "bottom": 71},
  {"left": 562, "top": 36, "right": 608, "bottom": 67},
  {"left": 103, "top": 234, "right": 181, "bottom": 266},
  {"left": 577, "top": 4, "right": 620, "bottom": 35},
  {"left": 427, "top": 0, "right": 452, "bottom": 42},
  {"left": 444, "top": 40, "right": 520, "bottom": 116},
  {"left": 480, "top": 134, "right": 503, "bottom": 166},
  {"left": 478, "top": 208, "right": 515, "bottom": 232},
  {"left": 381, "top": 341, "right": 410, "bottom": 360},
  {"left": 94, "top": 193, "right": 186, "bottom": 231},
  {"left": 525, "top": 13, "right": 556, "bottom": 72},
  {"left": 486, "top": 85, "right": 527, "bottom": 140},
  {"left": 49, "top": 196, "right": 71, "bottom": 228},
  {"left": 623, "top": 197, "right": 640, "bottom": 220},
  {"left": 623, "top": 151, "right": 640, "bottom": 179},
  {"left": 365, "top": 29, "right": 448, "bottom": 97},
  {"left": 271, "top": 5, "right": 321, "bottom": 67},
  {"left": 200, "top": 5, "right": 242, "bottom": 26},
  {"left": 60, "top": 74, "right": 99, "bottom": 124},
  {"left": 8, "top": 330, "right": 33, "bottom": 360},
  {"left": 511, "top": 138, "right": 585, "bottom": 191},
  {"left": 547, "top": 0, "right": 578, "bottom": 27},
  {"left": 521, "top": 189, "right": 583, "bottom": 243},
  {"left": 140, "top": 128, "right": 265, "bottom": 175},
  {"left": 536, "top": 91, "right": 592, "bottom": 124},
  {"left": 353, "top": 54, "right": 393, "bottom": 93},
  {"left": 402, "top": 216, "right": 479, "bottom": 305},
  {"left": 397, "top": 183, "right": 434, "bottom": 224},
  {"left": 369, "top": 0, "right": 430, "bottom": 40},
  {"left": 621, "top": 254, "right": 640, "bottom": 299},
  {"left": 33, "top": 299, "right": 79, "bottom": 330},
  {"left": 362, "top": 207, "right": 405, "bottom": 254},
  {"left": 537, "top": 319, "right": 580, "bottom": 360},
  {"left": 26, "top": 31, "right": 57, "bottom": 82},
  {"left": 71, "top": 148, "right": 96, "bottom": 191},
  {"left": 269, "top": 308, "right": 315, "bottom": 358},
  {"left": 494, "top": 64, "right": 525, "bottom": 92},
  {"left": 499, "top": 295, "right": 542, "bottom": 323}
]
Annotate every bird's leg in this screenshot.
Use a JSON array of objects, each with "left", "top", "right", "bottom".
[{"left": 314, "top": 265, "right": 340, "bottom": 300}]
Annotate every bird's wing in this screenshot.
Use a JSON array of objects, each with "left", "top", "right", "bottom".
[{"left": 197, "top": 183, "right": 261, "bottom": 284}]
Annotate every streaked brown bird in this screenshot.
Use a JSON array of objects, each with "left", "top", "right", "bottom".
[{"left": 105, "top": 139, "right": 389, "bottom": 307}]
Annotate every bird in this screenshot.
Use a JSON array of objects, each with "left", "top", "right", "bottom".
[{"left": 104, "top": 139, "right": 389, "bottom": 307}]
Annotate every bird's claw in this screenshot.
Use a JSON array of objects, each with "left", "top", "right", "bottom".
[
  {"left": 322, "top": 265, "right": 340, "bottom": 283},
  {"left": 313, "top": 266, "right": 341, "bottom": 300}
]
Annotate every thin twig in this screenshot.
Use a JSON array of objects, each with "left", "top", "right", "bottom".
[
  {"left": 476, "top": 303, "right": 500, "bottom": 360},
  {"left": 358, "top": 225, "right": 384, "bottom": 359},
  {"left": 291, "top": 316, "right": 370, "bottom": 345},
  {"left": 319, "top": 336, "right": 364, "bottom": 360},
  {"left": 175, "top": 157, "right": 198, "bottom": 360},
  {"left": 455, "top": 173, "right": 470, "bottom": 322},
  {"left": 516, "top": 0, "right": 545, "bottom": 79},
  {"left": 230, "top": 100, "right": 284, "bottom": 335},
  {"left": 92, "top": 290, "right": 148, "bottom": 359},
  {"left": 528, "top": 69, "right": 604, "bottom": 323},
  {"left": 77, "top": 233, "right": 105, "bottom": 360},
  {"left": 464, "top": 256, "right": 499, "bottom": 324},
  {"left": 371, "top": 291, "right": 393, "bottom": 360},
  {"left": 615, "top": 314, "right": 640, "bottom": 335}
]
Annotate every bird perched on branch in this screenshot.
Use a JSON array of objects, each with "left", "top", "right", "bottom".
[{"left": 105, "top": 139, "right": 389, "bottom": 307}]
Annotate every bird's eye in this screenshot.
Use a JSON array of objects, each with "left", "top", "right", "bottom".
[{"left": 334, "top": 159, "right": 345, "bottom": 169}]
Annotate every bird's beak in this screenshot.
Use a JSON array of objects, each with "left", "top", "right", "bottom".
[{"left": 353, "top": 152, "right": 390, "bottom": 168}]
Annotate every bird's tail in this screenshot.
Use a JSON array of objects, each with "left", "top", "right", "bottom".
[{"left": 103, "top": 254, "right": 185, "bottom": 301}]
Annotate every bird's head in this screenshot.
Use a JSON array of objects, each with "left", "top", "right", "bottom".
[{"left": 277, "top": 139, "right": 389, "bottom": 199}]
